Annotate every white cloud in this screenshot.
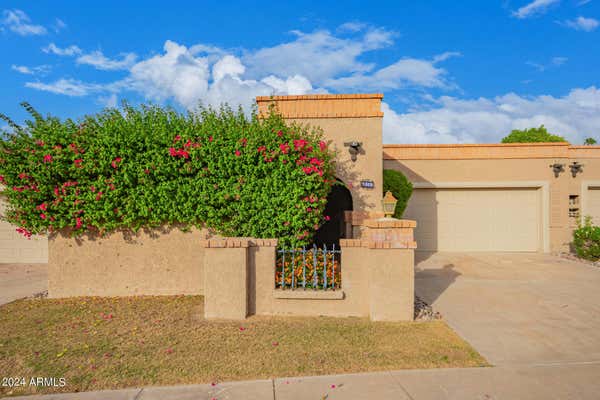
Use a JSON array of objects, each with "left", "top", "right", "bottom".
[
  {"left": 42, "top": 43, "right": 82, "bottom": 56},
  {"left": 76, "top": 51, "right": 137, "bottom": 71},
  {"left": 561, "top": 16, "right": 599, "bottom": 31},
  {"left": 382, "top": 87, "right": 600, "bottom": 144},
  {"left": 513, "top": 0, "right": 560, "bottom": 18},
  {"left": 526, "top": 56, "right": 568, "bottom": 71},
  {"left": 242, "top": 28, "right": 394, "bottom": 85},
  {"left": 325, "top": 54, "right": 456, "bottom": 91},
  {"left": 126, "top": 41, "right": 312, "bottom": 110},
  {"left": 98, "top": 94, "right": 118, "bottom": 108},
  {"left": 11, "top": 64, "right": 51, "bottom": 75},
  {"left": 337, "top": 22, "right": 367, "bottom": 33},
  {"left": 53, "top": 18, "right": 67, "bottom": 33},
  {"left": 25, "top": 79, "right": 107, "bottom": 96},
  {"left": 1, "top": 9, "right": 47, "bottom": 36}
]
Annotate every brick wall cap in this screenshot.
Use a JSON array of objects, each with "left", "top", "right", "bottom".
[{"left": 256, "top": 93, "right": 383, "bottom": 101}]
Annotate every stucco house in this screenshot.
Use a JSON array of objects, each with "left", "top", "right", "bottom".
[{"left": 1, "top": 93, "right": 599, "bottom": 264}]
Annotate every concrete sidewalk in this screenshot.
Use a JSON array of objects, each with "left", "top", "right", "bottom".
[{"left": 8, "top": 362, "right": 600, "bottom": 399}]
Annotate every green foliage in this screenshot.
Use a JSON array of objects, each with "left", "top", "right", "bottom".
[
  {"left": 382, "top": 169, "right": 413, "bottom": 218},
  {"left": 584, "top": 137, "right": 597, "bottom": 145},
  {"left": 501, "top": 125, "right": 566, "bottom": 143},
  {"left": 572, "top": 217, "right": 600, "bottom": 261},
  {"left": 0, "top": 103, "right": 336, "bottom": 247}
]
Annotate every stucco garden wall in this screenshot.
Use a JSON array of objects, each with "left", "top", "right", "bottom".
[
  {"left": 202, "top": 218, "right": 416, "bottom": 322},
  {"left": 48, "top": 227, "right": 208, "bottom": 298}
]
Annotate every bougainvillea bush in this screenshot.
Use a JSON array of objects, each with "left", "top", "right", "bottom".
[{"left": 0, "top": 103, "right": 336, "bottom": 247}]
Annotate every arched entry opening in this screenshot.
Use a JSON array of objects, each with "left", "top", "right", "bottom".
[{"left": 313, "top": 179, "right": 353, "bottom": 247}]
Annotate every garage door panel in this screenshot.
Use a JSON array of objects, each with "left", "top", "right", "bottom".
[{"left": 404, "top": 188, "right": 541, "bottom": 252}]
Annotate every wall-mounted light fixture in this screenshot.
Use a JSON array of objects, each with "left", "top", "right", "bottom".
[
  {"left": 569, "top": 161, "right": 584, "bottom": 178},
  {"left": 343, "top": 141, "right": 363, "bottom": 162},
  {"left": 549, "top": 163, "right": 565, "bottom": 178}
]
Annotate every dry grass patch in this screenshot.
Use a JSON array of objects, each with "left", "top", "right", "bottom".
[{"left": 0, "top": 296, "right": 486, "bottom": 396}]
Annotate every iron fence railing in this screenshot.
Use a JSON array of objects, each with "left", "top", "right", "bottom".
[{"left": 275, "top": 245, "right": 341, "bottom": 290}]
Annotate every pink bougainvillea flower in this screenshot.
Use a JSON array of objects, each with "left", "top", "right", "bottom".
[
  {"left": 239, "top": 327, "right": 246, "bottom": 331},
  {"left": 184, "top": 139, "right": 192, "bottom": 148},
  {"left": 40, "top": 213, "right": 46, "bottom": 219},
  {"left": 240, "top": 138, "right": 248, "bottom": 146},
  {"left": 331, "top": 384, "right": 336, "bottom": 389},
  {"left": 310, "top": 158, "right": 323, "bottom": 166},
  {"left": 144, "top": 169, "right": 150, "bottom": 174},
  {"left": 173, "top": 135, "right": 181, "bottom": 142},
  {"left": 43, "top": 154, "right": 52, "bottom": 163},
  {"left": 74, "top": 159, "right": 83, "bottom": 168},
  {"left": 36, "top": 203, "right": 48, "bottom": 211},
  {"left": 12, "top": 186, "right": 25, "bottom": 192},
  {"left": 35, "top": 140, "right": 45, "bottom": 147},
  {"left": 235, "top": 150, "right": 241, "bottom": 157},
  {"left": 0, "top": 175, "right": 4, "bottom": 183},
  {"left": 208, "top": 136, "right": 213, "bottom": 142},
  {"left": 319, "top": 141, "right": 327, "bottom": 151},
  {"left": 169, "top": 147, "right": 177, "bottom": 156},
  {"left": 324, "top": 215, "right": 331, "bottom": 221},
  {"left": 16, "top": 227, "right": 32, "bottom": 239},
  {"left": 75, "top": 217, "right": 83, "bottom": 229},
  {"left": 96, "top": 192, "right": 103, "bottom": 201},
  {"left": 279, "top": 143, "right": 289, "bottom": 154},
  {"left": 18, "top": 172, "right": 29, "bottom": 179},
  {"left": 257, "top": 145, "right": 266, "bottom": 153},
  {"left": 165, "top": 348, "right": 174, "bottom": 354},
  {"left": 277, "top": 130, "right": 283, "bottom": 137},
  {"left": 111, "top": 157, "right": 122, "bottom": 169}
]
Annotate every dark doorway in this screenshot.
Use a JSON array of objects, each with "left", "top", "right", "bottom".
[{"left": 313, "top": 180, "right": 353, "bottom": 247}]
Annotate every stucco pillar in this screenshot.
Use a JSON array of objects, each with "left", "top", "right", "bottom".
[{"left": 201, "top": 238, "right": 250, "bottom": 320}]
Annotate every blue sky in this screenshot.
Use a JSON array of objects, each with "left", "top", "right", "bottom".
[{"left": 1, "top": 0, "right": 599, "bottom": 143}]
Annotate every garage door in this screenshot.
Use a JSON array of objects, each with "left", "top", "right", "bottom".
[
  {"left": 403, "top": 188, "right": 541, "bottom": 252},
  {"left": 586, "top": 187, "right": 600, "bottom": 226},
  {"left": 0, "top": 196, "right": 47, "bottom": 263}
]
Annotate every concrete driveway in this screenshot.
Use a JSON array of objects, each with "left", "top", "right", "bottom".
[
  {"left": 0, "top": 264, "right": 47, "bottom": 305},
  {"left": 415, "top": 252, "right": 600, "bottom": 366}
]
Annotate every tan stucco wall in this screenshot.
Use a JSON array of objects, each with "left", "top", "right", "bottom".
[
  {"left": 201, "top": 232, "right": 415, "bottom": 321},
  {"left": 48, "top": 227, "right": 207, "bottom": 298},
  {"left": 0, "top": 194, "right": 48, "bottom": 263},
  {"left": 257, "top": 94, "right": 384, "bottom": 212},
  {"left": 383, "top": 143, "right": 600, "bottom": 252}
]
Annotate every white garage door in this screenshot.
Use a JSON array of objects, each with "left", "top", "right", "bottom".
[
  {"left": 0, "top": 196, "right": 48, "bottom": 263},
  {"left": 586, "top": 187, "right": 600, "bottom": 226},
  {"left": 404, "top": 188, "right": 541, "bottom": 252}
]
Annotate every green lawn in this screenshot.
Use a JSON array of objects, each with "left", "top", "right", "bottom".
[{"left": 0, "top": 295, "right": 487, "bottom": 397}]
